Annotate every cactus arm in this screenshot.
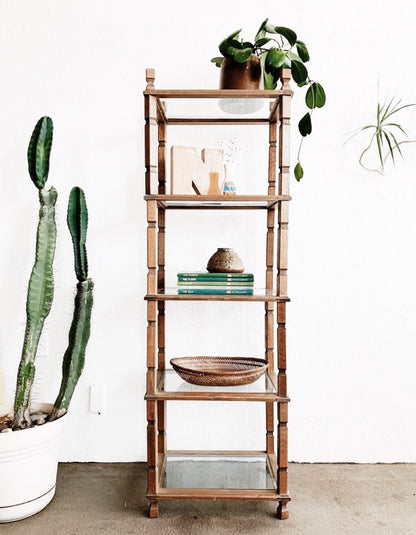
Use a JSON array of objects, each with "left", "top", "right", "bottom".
[
  {"left": 50, "top": 279, "right": 93, "bottom": 420},
  {"left": 28, "top": 116, "right": 53, "bottom": 189},
  {"left": 67, "top": 187, "right": 88, "bottom": 281},
  {"left": 50, "top": 187, "right": 93, "bottom": 421},
  {"left": 13, "top": 187, "right": 57, "bottom": 429}
]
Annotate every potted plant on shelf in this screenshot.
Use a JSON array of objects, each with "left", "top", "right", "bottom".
[
  {"left": 211, "top": 18, "right": 326, "bottom": 180},
  {"left": 0, "top": 116, "right": 94, "bottom": 523}
]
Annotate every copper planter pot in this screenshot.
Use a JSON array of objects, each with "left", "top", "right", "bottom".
[
  {"left": 219, "top": 55, "right": 263, "bottom": 90},
  {"left": 219, "top": 55, "right": 263, "bottom": 114}
]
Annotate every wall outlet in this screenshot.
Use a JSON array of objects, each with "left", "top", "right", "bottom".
[{"left": 89, "top": 384, "right": 105, "bottom": 414}]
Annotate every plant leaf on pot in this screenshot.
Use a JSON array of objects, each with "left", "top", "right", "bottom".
[{"left": 299, "top": 113, "right": 312, "bottom": 136}]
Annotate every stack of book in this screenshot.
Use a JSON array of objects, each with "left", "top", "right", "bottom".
[{"left": 177, "top": 272, "right": 254, "bottom": 295}]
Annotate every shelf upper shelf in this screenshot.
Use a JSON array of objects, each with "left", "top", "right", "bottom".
[
  {"left": 143, "top": 87, "right": 292, "bottom": 124},
  {"left": 145, "top": 288, "right": 289, "bottom": 302},
  {"left": 144, "top": 370, "right": 288, "bottom": 402},
  {"left": 144, "top": 195, "right": 290, "bottom": 209}
]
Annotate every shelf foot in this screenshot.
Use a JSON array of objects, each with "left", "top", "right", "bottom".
[
  {"left": 148, "top": 500, "right": 159, "bottom": 518},
  {"left": 277, "top": 500, "right": 289, "bottom": 520}
]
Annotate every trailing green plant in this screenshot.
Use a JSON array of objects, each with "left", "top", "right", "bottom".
[
  {"left": 211, "top": 18, "right": 326, "bottom": 181},
  {"left": 12, "top": 116, "right": 93, "bottom": 430},
  {"left": 345, "top": 96, "right": 416, "bottom": 175}
]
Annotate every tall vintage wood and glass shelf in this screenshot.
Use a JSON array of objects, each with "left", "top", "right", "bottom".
[{"left": 144, "top": 68, "right": 292, "bottom": 519}]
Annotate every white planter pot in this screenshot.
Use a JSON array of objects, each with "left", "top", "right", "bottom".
[{"left": 0, "top": 410, "right": 65, "bottom": 523}]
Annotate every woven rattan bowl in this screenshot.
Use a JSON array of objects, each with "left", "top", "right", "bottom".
[{"left": 170, "top": 356, "right": 269, "bottom": 387}]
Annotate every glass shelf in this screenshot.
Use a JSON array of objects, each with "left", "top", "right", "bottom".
[
  {"left": 145, "top": 369, "right": 284, "bottom": 402},
  {"left": 161, "top": 453, "right": 276, "bottom": 491},
  {"left": 143, "top": 89, "right": 291, "bottom": 124},
  {"left": 145, "top": 288, "right": 289, "bottom": 302},
  {"left": 144, "top": 195, "right": 290, "bottom": 209}
]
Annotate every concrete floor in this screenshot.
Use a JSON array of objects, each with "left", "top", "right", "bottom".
[{"left": 1, "top": 463, "right": 415, "bottom": 535}]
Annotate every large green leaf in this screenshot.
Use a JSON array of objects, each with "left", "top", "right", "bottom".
[
  {"left": 232, "top": 47, "right": 253, "bottom": 63},
  {"left": 255, "top": 18, "right": 268, "bottom": 41},
  {"left": 275, "top": 26, "right": 297, "bottom": 46},
  {"left": 294, "top": 162, "right": 304, "bottom": 181},
  {"left": 296, "top": 40, "right": 310, "bottom": 62},
  {"left": 261, "top": 51, "right": 277, "bottom": 89},
  {"left": 255, "top": 37, "right": 271, "bottom": 47},
  {"left": 219, "top": 30, "right": 241, "bottom": 56},
  {"left": 313, "top": 82, "right": 326, "bottom": 108},
  {"left": 27, "top": 116, "right": 53, "bottom": 189},
  {"left": 291, "top": 59, "right": 308, "bottom": 84},
  {"left": 306, "top": 82, "right": 326, "bottom": 109},
  {"left": 266, "top": 48, "right": 286, "bottom": 69},
  {"left": 299, "top": 112, "right": 312, "bottom": 136},
  {"left": 287, "top": 50, "right": 303, "bottom": 63},
  {"left": 211, "top": 57, "right": 223, "bottom": 67}
]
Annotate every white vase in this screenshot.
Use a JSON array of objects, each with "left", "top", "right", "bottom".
[
  {"left": 0, "top": 406, "right": 65, "bottom": 523},
  {"left": 222, "top": 163, "right": 237, "bottom": 196}
]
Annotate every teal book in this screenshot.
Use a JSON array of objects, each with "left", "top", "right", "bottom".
[
  {"left": 177, "top": 280, "right": 254, "bottom": 286},
  {"left": 178, "top": 287, "right": 254, "bottom": 295},
  {"left": 178, "top": 272, "right": 254, "bottom": 282}
]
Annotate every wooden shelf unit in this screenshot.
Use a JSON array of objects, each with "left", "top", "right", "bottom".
[{"left": 144, "top": 68, "right": 292, "bottom": 519}]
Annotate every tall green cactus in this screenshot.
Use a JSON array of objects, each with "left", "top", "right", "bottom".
[
  {"left": 50, "top": 187, "right": 93, "bottom": 420},
  {"left": 13, "top": 118, "right": 94, "bottom": 429},
  {"left": 13, "top": 117, "right": 56, "bottom": 429}
]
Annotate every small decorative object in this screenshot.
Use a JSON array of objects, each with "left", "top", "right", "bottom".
[
  {"left": 222, "top": 162, "right": 237, "bottom": 196},
  {"left": 201, "top": 148, "right": 224, "bottom": 190},
  {"left": 216, "top": 137, "right": 239, "bottom": 195},
  {"left": 207, "top": 247, "right": 244, "bottom": 273},
  {"left": 170, "top": 146, "right": 197, "bottom": 194},
  {"left": 171, "top": 146, "right": 224, "bottom": 194},
  {"left": 170, "top": 357, "right": 269, "bottom": 387},
  {"left": 207, "top": 171, "right": 221, "bottom": 194},
  {"left": 211, "top": 18, "right": 326, "bottom": 180}
]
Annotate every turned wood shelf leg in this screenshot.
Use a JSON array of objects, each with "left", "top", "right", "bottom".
[
  {"left": 149, "top": 500, "right": 159, "bottom": 518},
  {"left": 277, "top": 500, "right": 289, "bottom": 519}
]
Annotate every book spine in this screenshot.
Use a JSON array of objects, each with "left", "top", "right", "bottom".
[
  {"left": 178, "top": 280, "right": 254, "bottom": 286},
  {"left": 178, "top": 274, "right": 254, "bottom": 281},
  {"left": 178, "top": 288, "right": 254, "bottom": 295}
]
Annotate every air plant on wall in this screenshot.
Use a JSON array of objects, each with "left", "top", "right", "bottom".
[{"left": 345, "top": 96, "right": 416, "bottom": 175}]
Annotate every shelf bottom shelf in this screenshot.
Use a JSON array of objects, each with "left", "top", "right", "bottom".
[
  {"left": 162, "top": 452, "right": 275, "bottom": 490},
  {"left": 147, "top": 451, "right": 290, "bottom": 504}
]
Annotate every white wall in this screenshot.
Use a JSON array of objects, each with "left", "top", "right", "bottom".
[{"left": 0, "top": 0, "right": 415, "bottom": 462}]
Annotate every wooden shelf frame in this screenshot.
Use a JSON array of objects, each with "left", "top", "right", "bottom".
[{"left": 144, "top": 68, "right": 292, "bottom": 520}]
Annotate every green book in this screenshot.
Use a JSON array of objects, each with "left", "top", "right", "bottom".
[
  {"left": 178, "top": 280, "right": 253, "bottom": 286},
  {"left": 178, "top": 287, "right": 254, "bottom": 295},
  {"left": 178, "top": 272, "right": 254, "bottom": 282}
]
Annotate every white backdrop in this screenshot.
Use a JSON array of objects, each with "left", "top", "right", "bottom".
[{"left": 0, "top": 0, "right": 415, "bottom": 462}]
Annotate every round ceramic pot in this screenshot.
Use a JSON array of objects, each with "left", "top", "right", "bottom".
[
  {"left": 206, "top": 248, "right": 245, "bottom": 273},
  {"left": 0, "top": 406, "right": 65, "bottom": 523}
]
